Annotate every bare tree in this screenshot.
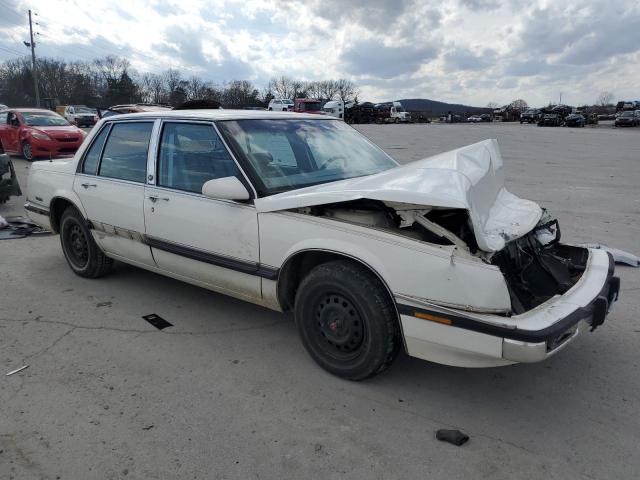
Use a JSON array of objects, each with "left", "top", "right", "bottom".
[
  {"left": 305, "top": 81, "right": 322, "bottom": 101},
  {"left": 486, "top": 102, "right": 499, "bottom": 109},
  {"left": 596, "top": 91, "right": 614, "bottom": 106},
  {"left": 319, "top": 80, "right": 340, "bottom": 102},
  {"left": 186, "top": 76, "right": 206, "bottom": 100},
  {"left": 269, "top": 76, "right": 294, "bottom": 99},
  {"left": 335, "top": 78, "right": 358, "bottom": 103},
  {"left": 509, "top": 99, "right": 528, "bottom": 110}
]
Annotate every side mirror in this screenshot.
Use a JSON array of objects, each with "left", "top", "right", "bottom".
[{"left": 202, "top": 176, "right": 250, "bottom": 201}]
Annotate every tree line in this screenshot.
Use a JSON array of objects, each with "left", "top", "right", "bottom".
[{"left": 0, "top": 55, "right": 358, "bottom": 108}]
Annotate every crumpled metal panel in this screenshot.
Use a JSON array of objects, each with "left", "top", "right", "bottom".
[{"left": 255, "top": 139, "right": 542, "bottom": 252}]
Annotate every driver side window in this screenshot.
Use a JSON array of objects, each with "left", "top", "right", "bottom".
[{"left": 157, "top": 122, "right": 240, "bottom": 194}]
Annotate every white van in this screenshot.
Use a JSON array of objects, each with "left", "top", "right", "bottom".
[{"left": 268, "top": 99, "right": 294, "bottom": 111}]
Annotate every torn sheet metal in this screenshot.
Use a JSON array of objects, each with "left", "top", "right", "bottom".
[
  {"left": 255, "top": 139, "right": 542, "bottom": 252},
  {"left": 579, "top": 244, "right": 640, "bottom": 267},
  {"left": 0, "top": 217, "right": 48, "bottom": 240}
]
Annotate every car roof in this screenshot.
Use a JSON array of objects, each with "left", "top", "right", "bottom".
[
  {"left": 11, "top": 108, "right": 59, "bottom": 113},
  {"left": 105, "top": 109, "right": 334, "bottom": 122}
]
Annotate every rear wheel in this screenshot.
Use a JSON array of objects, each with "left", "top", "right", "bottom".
[
  {"left": 60, "top": 206, "right": 114, "bottom": 278},
  {"left": 22, "top": 142, "right": 33, "bottom": 161},
  {"left": 294, "top": 260, "right": 400, "bottom": 380}
]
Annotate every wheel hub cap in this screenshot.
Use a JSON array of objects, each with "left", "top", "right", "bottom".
[{"left": 315, "top": 294, "right": 363, "bottom": 353}]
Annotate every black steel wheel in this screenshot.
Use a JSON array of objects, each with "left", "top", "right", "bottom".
[
  {"left": 312, "top": 292, "right": 365, "bottom": 361},
  {"left": 60, "top": 206, "right": 114, "bottom": 278},
  {"left": 294, "top": 260, "right": 400, "bottom": 380}
]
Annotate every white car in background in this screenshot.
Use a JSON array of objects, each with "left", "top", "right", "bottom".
[
  {"left": 267, "top": 98, "right": 294, "bottom": 111},
  {"left": 24, "top": 110, "right": 619, "bottom": 380}
]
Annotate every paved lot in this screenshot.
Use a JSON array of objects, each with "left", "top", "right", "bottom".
[{"left": 1, "top": 122, "right": 639, "bottom": 480}]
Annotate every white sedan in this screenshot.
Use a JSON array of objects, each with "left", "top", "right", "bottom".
[{"left": 25, "top": 110, "right": 619, "bottom": 380}]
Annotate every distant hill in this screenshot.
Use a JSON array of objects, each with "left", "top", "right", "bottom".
[{"left": 393, "top": 98, "right": 491, "bottom": 116}]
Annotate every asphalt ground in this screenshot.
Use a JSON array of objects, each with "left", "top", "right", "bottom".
[{"left": 1, "top": 121, "right": 638, "bottom": 480}]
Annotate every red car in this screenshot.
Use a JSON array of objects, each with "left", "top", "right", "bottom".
[{"left": 0, "top": 108, "right": 86, "bottom": 160}]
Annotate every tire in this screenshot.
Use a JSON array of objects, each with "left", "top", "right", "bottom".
[
  {"left": 294, "top": 260, "right": 401, "bottom": 380},
  {"left": 268, "top": 107, "right": 272, "bottom": 111},
  {"left": 22, "top": 141, "right": 33, "bottom": 161},
  {"left": 60, "top": 206, "right": 114, "bottom": 278},
  {"left": 394, "top": 117, "right": 400, "bottom": 124}
]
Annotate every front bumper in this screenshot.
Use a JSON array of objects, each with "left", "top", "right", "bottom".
[
  {"left": 31, "top": 137, "right": 83, "bottom": 157},
  {"left": 397, "top": 249, "right": 619, "bottom": 367}
]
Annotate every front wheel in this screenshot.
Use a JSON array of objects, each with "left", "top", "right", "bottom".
[
  {"left": 294, "top": 260, "right": 401, "bottom": 380},
  {"left": 60, "top": 206, "right": 114, "bottom": 278},
  {"left": 22, "top": 142, "right": 33, "bottom": 161}
]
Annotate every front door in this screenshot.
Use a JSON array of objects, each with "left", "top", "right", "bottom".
[
  {"left": 3, "top": 112, "right": 21, "bottom": 152},
  {"left": 143, "top": 121, "right": 261, "bottom": 300},
  {"left": 73, "top": 120, "right": 156, "bottom": 266}
]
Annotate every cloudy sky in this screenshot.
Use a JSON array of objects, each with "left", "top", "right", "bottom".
[{"left": 1, "top": 0, "right": 639, "bottom": 106}]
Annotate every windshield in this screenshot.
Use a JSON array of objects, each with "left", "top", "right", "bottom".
[
  {"left": 74, "top": 106, "right": 95, "bottom": 114},
  {"left": 217, "top": 119, "right": 398, "bottom": 196},
  {"left": 22, "top": 112, "right": 69, "bottom": 126},
  {"left": 621, "top": 111, "right": 634, "bottom": 117},
  {"left": 394, "top": 105, "right": 405, "bottom": 112},
  {"left": 298, "top": 101, "right": 322, "bottom": 111},
  {"left": 282, "top": 99, "right": 294, "bottom": 105}
]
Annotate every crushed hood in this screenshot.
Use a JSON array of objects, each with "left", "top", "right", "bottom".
[{"left": 254, "top": 139, "right": 543, "bottom": 252}]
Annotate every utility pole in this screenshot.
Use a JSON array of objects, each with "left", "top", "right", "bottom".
[{"left": 27, "top": 9, "right": 40, "bottom": 107}]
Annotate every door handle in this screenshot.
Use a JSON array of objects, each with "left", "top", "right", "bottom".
[
  {"left": 148, "top": 195, "right": 170, "bottom": 202},
  {"left": 81, "top": 183, "right": 97, "bottom": 188}
]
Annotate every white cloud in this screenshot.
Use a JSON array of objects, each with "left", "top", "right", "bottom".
[{"left": 0, "top": 0, "right": 638, "bottom": 106}]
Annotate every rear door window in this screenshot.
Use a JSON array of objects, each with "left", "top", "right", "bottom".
[{"left": 99, "top": 122, "right": 153, "bottom": 183}]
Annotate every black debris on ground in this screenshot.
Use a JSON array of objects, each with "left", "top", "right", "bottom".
[{"left": 435, "top": 429, "right": 469, "bottom": 446}]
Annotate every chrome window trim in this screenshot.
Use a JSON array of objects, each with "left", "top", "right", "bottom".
[{"left": 77, "top": 122, "right": 112, "bottom": 175}]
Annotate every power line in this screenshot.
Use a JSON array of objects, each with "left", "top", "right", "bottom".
[
  {"left": 0, "top": 45, "right": 26, "bottom": 57},
  {"left": 33, "top": 12, "right": 161, "bottom": 65},
  {"left": 0, "top": 0, "right": 24, "bottom": 24}
]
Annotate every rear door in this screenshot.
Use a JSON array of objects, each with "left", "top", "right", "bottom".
[
  {"left": 143, "top": 120, "right": 261, "bottom": 300},
  {"left": 73, "top": 120, "right": 156, "bottom": 266}
]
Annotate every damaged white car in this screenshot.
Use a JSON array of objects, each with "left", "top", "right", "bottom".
[{"left": 25, "top": 111, "right": 620, "bottom": 380}]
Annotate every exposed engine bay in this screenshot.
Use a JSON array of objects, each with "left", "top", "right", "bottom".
[{"left": 294, "top": 199, "right": 589, "bottom": 315}]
